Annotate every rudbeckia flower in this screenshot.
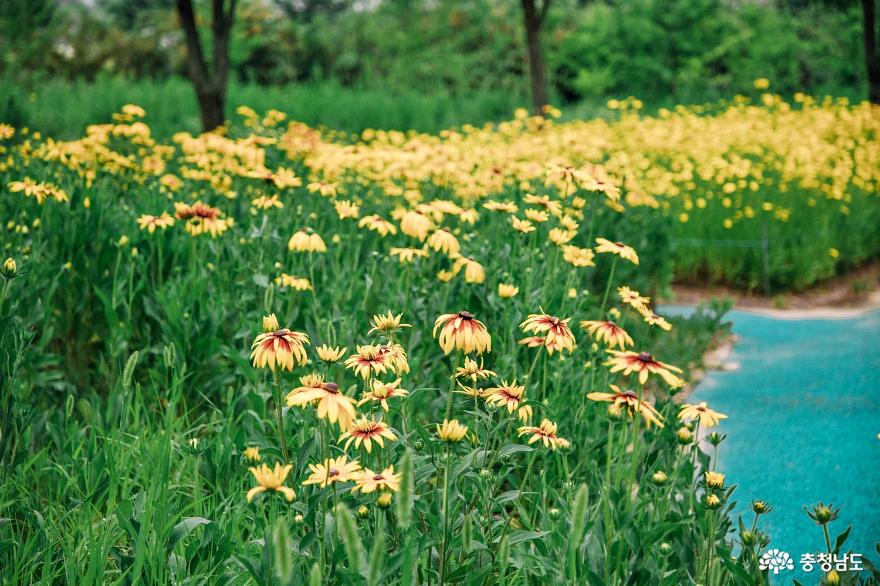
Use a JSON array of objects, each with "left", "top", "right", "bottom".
[
  {"left": 351, "top": 465, "right": 401, "bottom": 494},
  {"left": 595, "top": 238, "right": 639, "bottom": 265},
  {"left": 517, "top": 419, "right": 570, "bottom": 450},
  {"left": 286, "top": 375, "right": 357, "bottom": 429},
  {"left": 524, "top": 208, "right": 550, "bottom": 223},
  {"left": 358, "top": 378, "right": 409, "bottom": 412},
  {"left": 704, "top": 471, "right": 725, "bottom": 489},
  {"left": 436, "top": 419, "right": 468, "bottom": 442},
  {"left": 367, "top": 311, "right": 411, "bottom": 336},
  {"left": 335, "top": 200, "right": 360, "bottom": 220},
  {"left": 678, "top": 402, "right": 728, "bottom": 428},
  {"left": 243, "top": 446, "right": 261, "bottom": 462},
  {"left": 137, "top": 212, "right": 175, "bottom": 233},
  {"left": 580, "top": 320, "right": 633, "bottom": 349},
  {"left": 523, "top": 194, "right": 562, "bottom": 216},
  {"left": 174, "top": 201, "right": 230, "bottom": 237},
  {"left": 617, "top": 286, "right": 650, "bottom": 312},
  {"left": 251, "top": 195, "right": 283, "bottom": 210},
  {"left": 433, "top": 311, "right": 492, "bottom": 355},
  {"left": 389, "top": 247, "right": 429, "bottom": 263},
  {"left": 427, "top": 228, "right": 460, "bottom": 255},
  {"left": 452, "top": 256, "right": 486, "bottom": 284},
  {"left": 483, "top": 200, "right": 518, "bottom": 213},
  {"left": 484, "top": 380, "right": 532, "bottom": 422},
  {"left": 274, "top": 273, "right": 312, "bottom": 291},
  {"left": 606, "top": 350, "right": 684, "bottom": 387},
  {"left": 642, "top": 311, "right": 673, "bottom": 331},
  {"left": 562, "top": 245, "right": 595, "bottom": 267},
  {"left": 250, "top": 316, "right": 309, "bottom": 371},
  {"left": 400, "top": 209, "right": 433, "bottom": 241},
  {"left": 338, "top": 417, "right": 397, "bottom": 452},
  {"left": 520, "top": 313, "right": 576, "bottom": 354},
  {"left": 302, "top": 456, "right": 361, "bottom": 487},
  {"left": 586, "top": 384, "right": 664, "bottom": 427},
  {"left": 315, "top": 344, "right": 347, "bottom": 363},
  {"left": 455, "top": 356, "right": 496, "bottom": 382},
  {"left": 288, "top": 228, "right": 327, "bottom": 252},
  {"left": 548, "top": 228, "right": 576, "bottom": 245},
  {"left": 345, "top": 344, "right": 393, "bottom": 379},
  {"left": 498, "top": 283, "right": 519, "bottom": 298},
  {"left": 511, "top": 217, "right": 536, "bottom": 234},
  {"left": 359, "top": 214, "right": 397, "bottom": 236},
  {"left": 246, "top": 463, "right": 295, "bottom": 502}
]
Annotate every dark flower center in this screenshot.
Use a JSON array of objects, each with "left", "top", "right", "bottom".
[
  {"left": 323, "top": 382, "right": 339, "bottom": 393},
  {"left": 637, "top": 352, "right": 653, "bottom": 362},
  {"left": 458, "top": 311, "right": 474, "bottom": 320},
  {"left": 372, "top": 474, "right": 384, "bottom": 481},
  {"left": 615, "top": 241, "right": 624, "bottom": 247},
  {"left": 550, "top": 317, "right": 560, "bottom": 326},
  {"left": 328, "top": 468, "right": 339, "bottom": 477}
]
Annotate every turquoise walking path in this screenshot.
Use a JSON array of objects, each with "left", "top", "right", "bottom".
[{"left": 675, "top": 308, "right": 880, "bottom": 582}]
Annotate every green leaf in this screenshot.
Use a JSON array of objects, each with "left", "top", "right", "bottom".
[
  {"left": 833, "top": 525, "right": 852, "bottom": 553},
  {"left": 272, "top": 518, "right": 293, "bottom": 583},
  {"left": 397, "top": 449, "right": 414, "bottom": 529},
  {"left": 167, "top": 517, "right": 211, "bottom": 552}
]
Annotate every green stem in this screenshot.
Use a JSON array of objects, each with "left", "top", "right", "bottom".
[
  {"left": 273, "top": 368, "right": 290, "bottom": 463},
  {"left": 600, "top": 257, "right": 618, "bottom": 314},
  {"left": 439, "top": 445, "right": 452, "bottom": 585},
  {"left": 444, "top": 353, "right": 462, "bottom": 419}
]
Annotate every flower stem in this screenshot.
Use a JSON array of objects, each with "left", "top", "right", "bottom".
[
  {"left": 438, "top": 445, "right": 452, "bottom": 585},
  {"left": 600, "top": 257, "right": 618, "bottom": 314},
  {"left": 272, "top": 368, "right": 289, "bottom": 463}
]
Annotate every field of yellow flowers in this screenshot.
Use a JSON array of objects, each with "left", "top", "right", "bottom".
[{"left": 0, "top": 96, "right": 875, "bottom": 585}]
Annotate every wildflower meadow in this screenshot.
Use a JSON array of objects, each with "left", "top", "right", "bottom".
[{"left": 1, "top": 87, "right": 877, "bottom": 585}]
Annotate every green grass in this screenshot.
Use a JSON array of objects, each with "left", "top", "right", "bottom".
[{"left": 0, "top": 76, "right": 528, "bottom": 139}]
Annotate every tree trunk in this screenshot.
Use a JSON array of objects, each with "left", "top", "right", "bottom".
[
  {"left": 521, "top": 0, "right": 550, "bottom": 114},
  {"left": 864, "top": 0, "right": 880, "bottom": 104},
  {"left": 176, "top": 0, "right": 237, "bottom": 132}
]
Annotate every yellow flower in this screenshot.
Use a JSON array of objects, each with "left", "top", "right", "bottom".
[
  {"left": 548, "top": 228, "right": 576, "bottom": 245},
  {"left": 243, "top": 446, "right": 261, "bottom": 462},
  {"left": 433, "top": 311, "right": 492, "bottom": 355},
  {"left": 828, "top": 248, "right": 839, "bottom": 258},
  {"left": 286, "top": 375, "right": 357, "bottom": 429},
  {"left": 389, "top": 247, "right": 429, "bottom": 263},
  {"left": 288, "top": 229, "right": 327, "bottom": 252},
  {"left": 274, "top": 273, "right": 312, "bottom": 291},
  {"left": 339, "top": 417, "right": 397, "bottom": 452},
  {"left": 351, "top": 465, "right": 401, "bottom": 494},
  {"left": 586, "top": 384, "right": 664, "bottom": 428},
  {"left": 753, "top": 77, "right": 770, "bottom": 90},
  {"left": 246, "top": 463, "right": 296, "bottom": 502},
  {"left": 562, "top": 245, "right": 595, "bottom": 267},
  {"left": 335, "top": 199, "right": 360, "bottom": 220},
  {"left": 520, "top": 312, "right": 576, "bottom": 354},
  {"left": 316, "top": 344, "right": 347, "bottom": 363},
  {"left": 174, "top": 201, "right": 230, "bottom": 238},
  {"left": 642, "top": 311, "right": 672, "bottom": 331},
  {"left": 2, "top": 258, "right": 16, "bottom": 279},
  {"left": 498, "top": 283, "right": 519, "bottom": 298},
  {"left": 436, "top": 419, "right": 468, "bottom": 442},
  {"left": 484, "top": 380, "right": 532, "bottom": 422},
  {"left": 136, "top": 213, "right": 175, "bottom": 233},
  {"left": 367, "top": 311, "right": 411, "bottom": 336},
  {"left": 517, "top": 419, "right": 569, "bottom": 450},
  {"left": 606, "top": 350, "right": 684, "bottom": 387},
  {"left": 580, "top": 320, "right": 633, "bottom": 349},
  {"left": 704, "top": 471, "right": 725, "bottom": 489},
  {"left": 427, "top": 228, "right": 460, "bottom": 255},
  {"left": 511, "top": 217, "right": 536, "bottom": 234},
  {"left": 251, "top": 195, "right": 284, "bottom": 210},
  {"left": 524, "top": 208, "right": 549, "bottom": 223},
  {"left": 250, "top": 319, "right": 310, "bottom": 371},
  {"left": 344, "top": 344, "right": 394, "bottom": 379},
  {"left": 359, "top": 214, "right": 397, "bottom": 236},
  {"left": 455, "top": 356, "right": 496, "bottom": 382},
  {"left": 307, "top": 181, "right": 337, "bottom": 196},
  {"left": 452, "top": 256, "right": 486, "bottom": 284},
  {"left": 400, "top": 209, "right": 433, "bottom": 241},
  {"left": 376, "top": 491, "right": 393, "bottom": 508},
  {"left": 678, "top": 402, "right": 728, "bottom": 428},
  {"left": 595, "top": 238, "right": 639, "bottom": 265},
  {"left": 358, "top": 378, "right": 409, "bottom": 412},
  {"left": 302, "top": 455, "right": 361, "bottom": 487},
  {"left": 617, "top": 286, "right": 650, "bottom": 312}
]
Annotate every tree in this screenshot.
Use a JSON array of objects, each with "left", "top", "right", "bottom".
[
  {"left": 864, "top": 0, "right": 880, "bottom": 103},
  {"left": 175, "top": 0, "right": 238, "bottom": 132},
  {"left": 520, "top": 0, "right": 552, "bottom": 113}
]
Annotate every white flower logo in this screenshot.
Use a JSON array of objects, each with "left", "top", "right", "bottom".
[{"left": 759, "top": 549, "right": 794, "bottom": 574}]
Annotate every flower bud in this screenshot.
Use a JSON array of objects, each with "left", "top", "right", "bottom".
[
  {"left": 548, "top": 507, "right": 561, "bottom": 519},
  {"left": 356, "top": 505, "right": 370, "bottom": 519},
  {"left": 376, "top": 492, "right": 393, "bottom": 509},
  {"left": 824, "top": 570, "right": 840, "bottom": 586},
  {"left": 740, "top": 530, "right": 757, "bottom": 546},
  {"left": 659, "top": 542, "right": 673, "bottom": 555},
  {"left": 704, "top": 494, "right": 722, "bottom": 509},
  {"left": 2, "top": 257, "right": 16, "bottom": 278},
  {"left": 676, "top": 427, "right": 693, "bottom": 445},
  {"left": 651, "top": 471, "right": 668, "bottom": 486}
]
